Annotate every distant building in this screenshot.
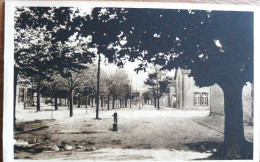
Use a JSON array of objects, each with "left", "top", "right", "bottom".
[
  {"left": 160, "top": 79, "right": 176, "bottom": 108},
  {"left": 15, "top": 80, "right": 45, "bottom": 111}
]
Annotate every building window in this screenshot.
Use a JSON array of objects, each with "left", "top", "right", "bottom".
[
  {"left": 201, "top": 93, "right": 208, "bottom": 105},
  {"left": 194, "top": 93, "right": 201, "bottom": 106},
  {"left": 194, "top": 92, "right": 208, "bottom": 106}
]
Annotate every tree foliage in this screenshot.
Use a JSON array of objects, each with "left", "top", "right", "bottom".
[{"left": 144, "top": 67, "right": 171, "bottom": 98}]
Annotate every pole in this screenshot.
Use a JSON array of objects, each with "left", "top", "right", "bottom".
[{"left": 96, "top": 53, "right": 101, "bottom": 119}]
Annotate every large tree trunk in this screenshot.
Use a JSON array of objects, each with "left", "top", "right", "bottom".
[
  {"left": 125, "top": 98, "right": 127, "bottom": 107},
  {"left": 69, "top": 90, "right": 73, "bottom": 117},
  {"left": 36, "top": 86, "right": 40, "bottom": 111},
  {"left": 212, "top": 83, "right": 252, "bottom": 159}
]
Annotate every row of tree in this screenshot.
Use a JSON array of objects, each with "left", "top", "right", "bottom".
[{"left": 18, "top": 65, "right": 140, "bottom": 116}]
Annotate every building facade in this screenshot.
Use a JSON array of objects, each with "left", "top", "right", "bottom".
[
  {"left": 176, "top": 68, "right": 211, "bottom": 110},
  {"left": 175, "top": 68, "right": 253, "bottom": 122}
]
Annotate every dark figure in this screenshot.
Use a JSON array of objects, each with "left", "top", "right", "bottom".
[{"left": 113, "top": 112, "right": 117, "bottom": 124}]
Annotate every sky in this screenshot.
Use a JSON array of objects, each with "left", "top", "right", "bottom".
[{"left": 101, "top": 61, "right": 149, "bottom": 92}]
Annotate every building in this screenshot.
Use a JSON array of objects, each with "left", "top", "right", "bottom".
[
  {"left": 175, "top": 68, "right": 210, "bottom": 110},
  {"left": 175, "top": 68, "right": 253, "bottom": 122}
]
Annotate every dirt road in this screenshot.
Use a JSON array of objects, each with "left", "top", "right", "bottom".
[{"left": 14, "top": 105, "right": 252, "bottom": 160}]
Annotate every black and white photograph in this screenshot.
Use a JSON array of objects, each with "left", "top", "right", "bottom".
[{"left": 3, "top": 1, "right": 259, "bottom": 161}]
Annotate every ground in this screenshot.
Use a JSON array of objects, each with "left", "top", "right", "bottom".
[{"left": 14, "top": 104, "right": 253, "bottom": 160}]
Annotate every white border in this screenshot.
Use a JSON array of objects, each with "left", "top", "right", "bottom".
[
  {"left": 3, "top": 1, "right": 260, "bottom": 162},
  {"left": 3, "top": 1, "right": 260, "bottom": 11}
]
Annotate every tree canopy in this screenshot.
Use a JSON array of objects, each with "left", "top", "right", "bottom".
[{"left": 114, "top": 9, "right": 253, "bottom": 88}]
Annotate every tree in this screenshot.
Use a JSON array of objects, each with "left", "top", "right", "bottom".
[
  {"left": 142, "top": 90, "right": 153, "bottom": 104},
  {"left": 77, "top": 8, "right": 130, "bottom": 118},
  {"left": 144, "top": 68, "right": 170, "bottom": 109},
  {"left": 115, "top": 70, "right": 131, "bottom": 108},
  {"left": 14, "top": 20, "right": 53, "bottom": 112},
  {"left": 114, "top": 9, "right": 253, "bottom": 159},
  {"left": 107, "top": 69, "right": 131, "bottom": 109},
  {"left": 104, "top": 76, "right": 114, "bottom": 110},
  {"left": 132, "top": 91, "right": 140, "bottom": 100},
  {"left": 55, "top": 69, "right": 90, "bottom": 117},
  {"left": 40, "top": 74, "right": 68, "bottom": 110},
  {"left": 14, "top": 7, "right": 73, "bottom": 113}
]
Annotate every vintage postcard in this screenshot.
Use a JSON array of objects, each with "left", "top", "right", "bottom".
[{"left": 3, "top": 1, "right": 260, "bottom": 161}]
